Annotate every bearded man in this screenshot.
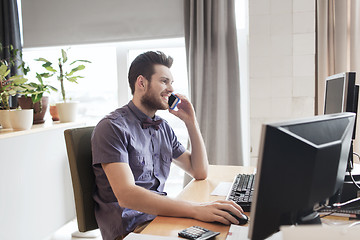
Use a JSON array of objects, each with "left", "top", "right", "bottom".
[{"left": 91, "top": 51, "right": 243, "bottom": 240}]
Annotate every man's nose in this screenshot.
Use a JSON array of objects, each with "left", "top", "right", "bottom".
[{"left": 167, "top": 83, "right": 174, "bottom": 92}]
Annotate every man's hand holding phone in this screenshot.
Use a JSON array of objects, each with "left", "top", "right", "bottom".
[{"left": 168, "top": 94, "right": 196, "bottom": 125}]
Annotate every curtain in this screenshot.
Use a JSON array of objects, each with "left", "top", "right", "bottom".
[
  {"left": 184, "top": 0, "right": 243, "bottom": 166},
  {"left": 0, "top": 0, "right": 22, "bottom": 108},
  {"left": 317, "top": 0, "right": 360, "bottom": 155}
]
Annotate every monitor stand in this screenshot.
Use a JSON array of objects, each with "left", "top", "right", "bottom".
[{"left": 297, "top": 209, "right": 321, "bottom": 225}]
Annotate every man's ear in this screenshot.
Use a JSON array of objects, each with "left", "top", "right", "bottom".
[{"left": 136, "top": 75, "right": 147, "bottom": 91}]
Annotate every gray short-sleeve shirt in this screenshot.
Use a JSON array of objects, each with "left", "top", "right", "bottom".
[{"left": 91, "top": 101, "right": 186, "bottom": 240}]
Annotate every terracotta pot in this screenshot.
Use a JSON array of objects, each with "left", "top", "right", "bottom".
[
  {"left": 18, "top": 96, "right": 49, "bottom": 124},
  {"left": 49, "top": 105, "right": 60, "bottom": 121}
]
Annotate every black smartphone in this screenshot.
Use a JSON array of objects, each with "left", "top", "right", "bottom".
[{"left": 168, "top": 93, "right": 180, "bottom": 110}]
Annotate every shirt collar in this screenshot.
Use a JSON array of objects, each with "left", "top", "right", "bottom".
[{"left": 128, "top": 100, "right": 162, "bottom": 122}]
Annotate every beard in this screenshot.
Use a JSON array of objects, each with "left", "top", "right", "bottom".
[{"left": 141, "top": 86, "right": 168, "bottom": 111}]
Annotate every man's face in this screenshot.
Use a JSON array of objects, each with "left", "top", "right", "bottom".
[{"left": 141, "top": 64, "right": 174, "bottom": 111}]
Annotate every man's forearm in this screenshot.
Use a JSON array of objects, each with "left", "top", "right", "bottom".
[
  {"left": 116, "top": 184, "right": 245, "bottom": 226},
  {"left": 185, "top": 119, "right": 209, "bottom": 179},
  {"left": 117, "top": 184, "right": 197, "bottom": 217}
]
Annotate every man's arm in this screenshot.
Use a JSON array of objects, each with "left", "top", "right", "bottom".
[
  {"left": 169, "top": 94, "right": 208, "bottom": 180},
  {"left": 102, "top": 161, "right": 243, "bottom": 225}
]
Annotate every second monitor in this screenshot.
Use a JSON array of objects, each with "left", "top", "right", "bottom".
[{"left": 248, "top": 113, "right": 355, "bottom": 240}]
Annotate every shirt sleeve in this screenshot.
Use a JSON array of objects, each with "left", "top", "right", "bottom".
[{"left": 91, "top": 118, "right": 129, "bottom": 165}]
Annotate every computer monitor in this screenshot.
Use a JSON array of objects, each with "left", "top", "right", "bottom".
[
  {"left": 248, "top": 113, "right": 355, "bottom": 240},
  {"left": 324, "top": 72, "right": 358, "bottom": 139}
]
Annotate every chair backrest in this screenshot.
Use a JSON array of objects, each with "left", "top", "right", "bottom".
[{"left": 64, "top": 126, "right": 98, "bottom": 232}]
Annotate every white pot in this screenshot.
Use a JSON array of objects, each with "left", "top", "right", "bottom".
[
  {"left": 56, "top": 102, "right": 79, "bottom": 123},
  {"left": 0, "top": 110, "right": 12, "bottom": 129},
  {"left": 9, "top": 109, "right": 34, "bottom": 130}
]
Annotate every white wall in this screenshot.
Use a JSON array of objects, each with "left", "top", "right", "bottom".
[
  {"left": 0, "top": 123, "right": 84, "bottom": 240},
  {"left": 249, "top": 0, "right": 316, "bottom": 165}
]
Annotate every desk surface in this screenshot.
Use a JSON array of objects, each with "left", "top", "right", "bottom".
[{"left": 141, "top": 165, "right": 255, "bottom": 239}]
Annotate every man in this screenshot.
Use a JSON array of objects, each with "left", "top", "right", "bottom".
[{"left": 91, "top": 51, "right": 243, "bottom": 240}]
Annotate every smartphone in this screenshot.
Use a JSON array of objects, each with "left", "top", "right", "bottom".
[{"left": 168, "top": 93, "right": 180, "bottom": 110}]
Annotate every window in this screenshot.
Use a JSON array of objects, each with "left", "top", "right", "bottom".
[{"left": 22, "top": 45, "right": 118, "bottom": 125}]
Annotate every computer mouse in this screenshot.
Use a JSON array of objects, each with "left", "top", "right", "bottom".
[{"left": 226, "top": 210, "right": 249, "bottom": 225}]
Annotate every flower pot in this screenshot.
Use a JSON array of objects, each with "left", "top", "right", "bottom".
[
  {"left": 56, "top": 102, "right": 79, "bottom": 123},
  {"left": 18, "top": 96, "right": 49, "bottom": 124},
  {"left": 9, "top": 109, "right": 33, "bottom": 130},
  {"left": 0, "top": 110, "right": 12, "bottom": 129},
  {"left": 49, "top": 105, "right": 60, "bottom": 121}
]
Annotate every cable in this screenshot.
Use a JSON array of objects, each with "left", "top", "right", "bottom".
[
  {"left": 333, "top": 197, "right": 360, "bottom": 208},
  {"left": 348, "top": 152, "right": 360, "bottom": 190},
  {"left": 349, "top": 171, "right": 360, "bottom": 190},
  {"left": 319, "top": 212, "right": 334, "bottom": 218},
  {"left": 347, "top": 221, "right": 360, "bottom": 229},
  {"left": 343, "top": 152, "right": 360, "bottom": 194}
]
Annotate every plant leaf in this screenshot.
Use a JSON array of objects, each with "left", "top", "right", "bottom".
[
  {"left": 39, "top": 61, "right": 56, "bottom": 72},
  {"left": 10, "top": 75, "right": 27, "bottom": 84},
  {"left": 45, "top": 66, "right": 57, "bottom": 72},
  {"left": 35, "top": 57, "right": 51, "bottom": 62},
  {"left": 70, "top": 60, "right": 91, "bottom": 65},
  {"left": 62, "top": 49, "right": 68, "bottom": 63},
  {"left": 66, "top": 76, "right": 80, "bottom": 83},
  {"left": 31, "top": 94, "right": 43, "bottom": 103},
  {"left": 48, "top": 85, "right": 58, "bottom": 92},
  {"left": 67, "top": 65, "right": 85, "bottom": 76},
  {"left": 39, "top": 72, "right": 53, "bottom": 78}
]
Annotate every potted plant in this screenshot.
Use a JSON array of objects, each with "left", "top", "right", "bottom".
[
  {"left": 35, "top": 49, "right": 91, "bottom": 122},
  {"left": 0, "top": 44, "right": 29, "bottom": 129},
  {"left": 18, "top": 72, "right": 58, "bottom": 124}
]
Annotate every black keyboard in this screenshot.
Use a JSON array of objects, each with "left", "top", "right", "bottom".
[
  {"left": 319, "top": 207, "right": 360, "bottom": 216},
  {"left": 226, "top": 174, "right": 255, "bottom": 212}
]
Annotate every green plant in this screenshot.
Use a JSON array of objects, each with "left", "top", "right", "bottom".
[
  {"left": 16, "top": 55, "right": 57, "bottom": 108},
  {"left": 21, "top": 72, "right": 58, "bottom": 103},
  {"left": 0, "top": 44, "right": 28, "bottom": 110},
  {"left": 20, "top": 73, "right": 58, "bottom": 113},
  {"left": 35, "top": 49, "right": 91, "bottom": 103}
]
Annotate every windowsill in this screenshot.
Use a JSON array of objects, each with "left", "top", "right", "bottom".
[{"left": 0, "top": 120, "right": 86, "bottom": 139}]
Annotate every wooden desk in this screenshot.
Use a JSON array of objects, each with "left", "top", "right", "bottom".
[{"left": 141, "top": 165, "right": 255, "bottom": 239}]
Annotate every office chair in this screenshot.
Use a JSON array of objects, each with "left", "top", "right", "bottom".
[{"left": 64, "top": 126, "right": 100, "bottom": 238}]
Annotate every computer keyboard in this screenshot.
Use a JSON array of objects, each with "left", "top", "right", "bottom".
[
  {"left": 226, "top": 173, "right": 255, "bottom": 212},
  {"left": 318, "top": 207, "right": 360, "bottom": 219}
]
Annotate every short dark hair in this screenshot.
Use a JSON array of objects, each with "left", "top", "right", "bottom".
[{"left": 128, "top": 51, "right": 173, "bottom": 94}]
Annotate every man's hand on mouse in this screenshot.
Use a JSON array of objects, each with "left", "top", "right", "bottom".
[{"left": 191, "top": 200, "right": 245, "bottom": 225}]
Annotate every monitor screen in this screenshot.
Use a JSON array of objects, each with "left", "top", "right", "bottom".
[
  {"left": 248, "top": 113, "right": 355, "bottom": 240},
  {"left": 324, "top": 72, "right": 358, "bottom": 139}
]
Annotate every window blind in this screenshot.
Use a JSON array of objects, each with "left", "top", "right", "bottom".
[{"left": 21, "top": 0, "right": 184, "bottom": 48}]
